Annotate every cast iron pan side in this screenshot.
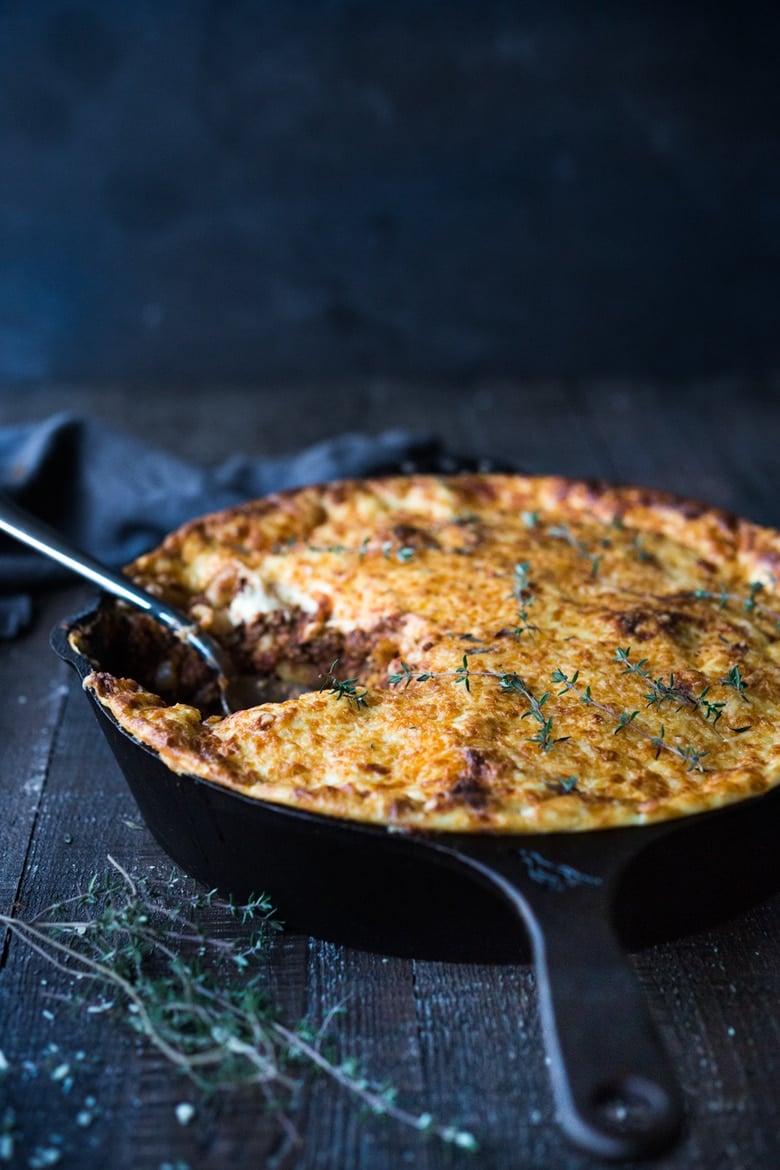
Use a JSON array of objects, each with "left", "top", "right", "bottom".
[{"left": 52, "top": 610, "right": 780, "bottom": 1161}]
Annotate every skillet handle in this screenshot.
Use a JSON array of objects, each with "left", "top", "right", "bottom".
[{"left": 437, "top": 841, "right": 684, "bottom": 1161}]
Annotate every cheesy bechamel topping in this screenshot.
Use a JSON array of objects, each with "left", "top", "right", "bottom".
[{"left": 85, "top": 474, "right": 780, "bottom": 832}]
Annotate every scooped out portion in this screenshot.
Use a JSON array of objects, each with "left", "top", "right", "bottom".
[{"left": 84, "top": 473, "right": 780, "bottom": 832}]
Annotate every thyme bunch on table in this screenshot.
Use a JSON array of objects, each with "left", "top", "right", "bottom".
[{"left": 0, "top": 858, "right": 477, "bottom": 1155}]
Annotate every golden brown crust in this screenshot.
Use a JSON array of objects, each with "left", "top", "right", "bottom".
[{"left": 84, "top": 474, "right": 780, "bottom": 833}]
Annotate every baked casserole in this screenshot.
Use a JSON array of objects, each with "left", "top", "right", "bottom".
[{"left": 84, "top": 474, "right": 780, "bottom": 833}]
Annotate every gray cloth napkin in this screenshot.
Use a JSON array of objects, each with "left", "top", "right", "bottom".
[{"left": 0, "top": 413, "right": 456, "bottom": 638}]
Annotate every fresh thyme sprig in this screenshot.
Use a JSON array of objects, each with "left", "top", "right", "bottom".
[
  {"left": 614, "top": 647, "right": 728, "bottom": 724},
  {"left": 695, "top": 688, "right": 727, "bottom": 724},
  {"left": 614, "top": 645, "right": 650, "bottom": 680},
  {"left": 549, "top": 666, "right": 711, "bottom": 771},
  {"left": 387, "top": 661, "right": 435, "bottom": 688},
  {"left": 321, "top": 660, "right": 369, "bottom": 710},
  {"left": 509, "top": 561, "right": 539, "bottom": 639},
  {"left": 0, "top": 858, "right": 477, "bottom": 1153},
  {"left": 677, "top": 745, "right": 711, "bottom": 772},
  {"left": 615, "top": 646, "right": 696, "bottom": 712},
  {"left": 498, "top": 673, "right": 570, "bottom": 752},
  {"left": 387, "top": 663, "right": 570, "bottom": 752},
  {"left": 386, "top": 663, "right": 464, "bottom": 690},
  {"left": 694, "top": 582, "right": 780, "bottom": 628}
]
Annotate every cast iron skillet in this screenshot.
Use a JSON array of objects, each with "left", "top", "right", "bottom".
[{"left": 52, "top": 605, "right": 780, "bottom": 1163}]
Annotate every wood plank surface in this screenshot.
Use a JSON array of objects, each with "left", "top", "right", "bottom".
[{"left": 0, "top": 381, "right": 778, "bottom": 1169}]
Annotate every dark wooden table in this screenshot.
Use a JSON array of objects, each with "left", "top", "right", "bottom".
[{"left": 1, "top": 380, "right": 779, "bottom": 1169}]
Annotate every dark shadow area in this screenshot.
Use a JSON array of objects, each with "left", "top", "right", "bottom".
[{"left": 1, "top": 1, "right": 779, "bottom": 386}]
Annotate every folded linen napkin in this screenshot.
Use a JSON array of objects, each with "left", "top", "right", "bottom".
[{"left": 0, "top": 413, "right": 479, "bottom": 638}]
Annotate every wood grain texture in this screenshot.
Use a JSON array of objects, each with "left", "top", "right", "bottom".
[{"left": 1, "top": 381, "right": 779, "bottom": 1169}]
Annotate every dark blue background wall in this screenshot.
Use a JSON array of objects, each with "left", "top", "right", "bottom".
[{"left": 1, "top": 1, "right": 779, "bottom": 386}]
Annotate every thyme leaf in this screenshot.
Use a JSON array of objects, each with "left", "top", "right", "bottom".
[
  {"left": 551, "top": 667, "right": 579, "bottom": 695},
  {"left": 720, "top": 665, "right": 749, "bottom": 701},
  {"left": 556, "top": 775, "right": 579, "bottom": 794},
  {"left": 614, "top": 710, "right": 639, "bottom": 734},
  {"left": 387, "top": 662, "right": 436, "bottom": 688},
  {"left": 387, "top": 661, "right": 414, "bottom": 689},
  {"left": 614, "top": 646, "right": 650, "bottom": 679},
  {"left": 509, "top": 562, "right": 539, "bottom": 638},
  {"left": 454, "top": 654, "right": 472, "bottom": 693},
  {"left": 678, "top": 746, "right": 710, "bottom": 772},
  {"left": 321, "top": 660, "right": 369, "bottom": 710},
  {"left": 650, "top": 724, "right": 666, "bottom": 759},
  {"left": 696, "top": 687, "right": 726, "bottom": 724},
  {"left": 499, "top": 674, "right": 568, "bottom": 751}
]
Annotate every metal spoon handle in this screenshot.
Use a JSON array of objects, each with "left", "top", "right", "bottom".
[{"left": 0, "top": 492, "right": 227, "bottom": 678}]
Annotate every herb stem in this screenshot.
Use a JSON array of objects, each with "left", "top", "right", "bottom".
[
  {"left": 549, "top": 667, "right": 711, "bottom": 770},
  {"left": 0, "top": 859, "right": 476, "bottom": 1152}
]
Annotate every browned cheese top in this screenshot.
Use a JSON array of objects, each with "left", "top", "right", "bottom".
[{"left": 85, "top": 474, "right": 780, "bottom": 832}]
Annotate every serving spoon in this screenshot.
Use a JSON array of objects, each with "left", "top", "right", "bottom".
[{"left": 0, "top": 493, "right": 241, "bottom": 714}]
